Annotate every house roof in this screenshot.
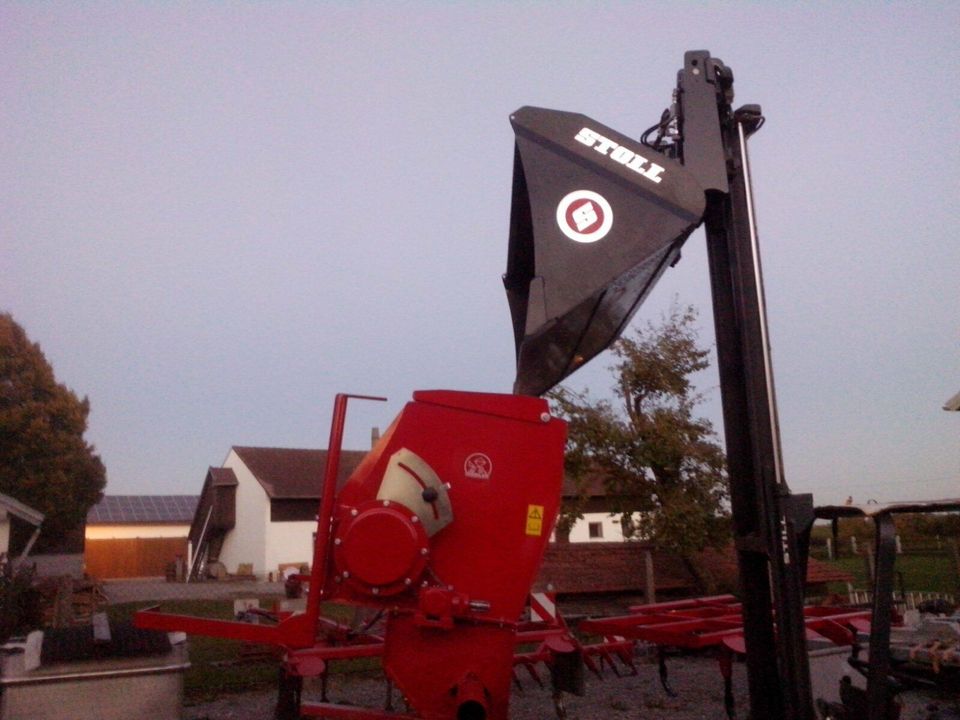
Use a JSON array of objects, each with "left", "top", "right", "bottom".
[
  {"left": 208, "top": 467, "right": 238, "bottom": 487},
  {"left": 561, "top": 472, "right": 607, "bottom": 498},
  {"left": 87, "top": 495, "right": 199, "bottom": 524},
  {"left": 232, "top": 446, "right": 368, "bottom": 499}
]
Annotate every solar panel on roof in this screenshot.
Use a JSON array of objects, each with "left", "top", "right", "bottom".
[{"left": 87, "top": 495, "right": 199, "bottom": 524}]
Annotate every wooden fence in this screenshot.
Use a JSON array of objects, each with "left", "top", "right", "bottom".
[{"left": 85, "top": 537, "right": 188, "bottom": 579}]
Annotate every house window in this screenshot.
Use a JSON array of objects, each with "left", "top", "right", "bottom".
[{"left": 588, "top": 522, "right": 604, "bottom": 539}]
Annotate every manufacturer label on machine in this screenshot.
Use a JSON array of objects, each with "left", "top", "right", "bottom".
[
  {"left": 573, "top": 126, "right": 665, "bottom": 184},
  {"left": 555, "top": 189, "right": 613, "bottom": 243},
  {"left": 525, "top": 505, "right": 545, "bottom": 536},
  {"left": 464, "top": 452, "right": 492, "bottom": 480}
]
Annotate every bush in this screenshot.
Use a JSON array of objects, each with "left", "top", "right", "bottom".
[{"left": 0, "top": 561, "right": 42, "bottom": 643}]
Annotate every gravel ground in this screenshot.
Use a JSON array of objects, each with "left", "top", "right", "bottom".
[
  {"left": 181, "top": 652, "right": 956, "bottom": 720},
  {"left": 184, "top": 653, "right": 749, "bottom": 720},
  {"left": 101, "top": 582, "right": 954, "bottom": 719}
]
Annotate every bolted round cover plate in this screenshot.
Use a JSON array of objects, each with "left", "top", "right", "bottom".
[{"left": 335, "top": 503, "right": 428, "bottom": 595}]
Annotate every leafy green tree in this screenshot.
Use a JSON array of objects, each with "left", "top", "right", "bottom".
[
  {"left": 549, "top": 305, "right": 729, "bottom": 561},
  {"left": 0, "top": 313, "right": 105, "bottom": 553}
]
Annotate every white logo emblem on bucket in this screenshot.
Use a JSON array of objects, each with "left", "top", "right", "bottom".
[{"left": 556, "top": 190, "right": 613, "bottom": 243}]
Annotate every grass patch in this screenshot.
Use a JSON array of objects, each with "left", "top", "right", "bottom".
[
  {"left": 108, "top": 598, "right": 382, "bottom": 704},
  {"left": 822, "top": 553, "right": 957, "bottom": 596},
  {"left": 108, "top": 597, "right": 279, "bottom": 703}
]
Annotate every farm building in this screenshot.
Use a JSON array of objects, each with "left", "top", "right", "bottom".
[
  {"left": 557, "top": 473, "right": 639, "bottom": 543},
  {"left": 85, "top": 495, "right": 198, "bottom": 579},
  {"left": 189, "top": 447, "right": 367, "bottom": 581}
]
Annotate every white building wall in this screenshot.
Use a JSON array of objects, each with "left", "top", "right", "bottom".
[
  {"left": 218, "top": 450, "right": 268, "bottom": 577},
  {"left": 265, "top": 519, "right": 317, "bottom": 579},
  {"left": 86, "top": 524, "right": 190, "bottom": 540},
  {"left": 566, "top": 512, "right": 627, "bottom": 542},
  {"left": 561, "top": 511, "right": 647, "bottom": 543}
]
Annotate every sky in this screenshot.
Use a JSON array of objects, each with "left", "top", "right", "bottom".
[{"left": 2, "top": 2, "right": 957, "bottom": 507}]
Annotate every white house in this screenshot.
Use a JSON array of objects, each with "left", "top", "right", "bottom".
[
  {"left": 189, "top": 447, "right": 367, "bottom": 581},
  {"left": 565, "top": 511, "right": 637, "bottom": 543},
  {"left": 556, "top": 474, "right": 640, "bottom": 543}
]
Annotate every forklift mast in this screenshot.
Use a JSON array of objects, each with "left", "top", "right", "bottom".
[
  {"left": 680, "top": 51, "right": 816, "bottom": 720},
  {"left": 505, "top": 50, "right": 816, "bottom": 720}
]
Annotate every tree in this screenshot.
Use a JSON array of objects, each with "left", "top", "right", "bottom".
[
  {"left": 549, "top": 305, "right": 729, "bottom": 561},
  {"left": 0, "top": 313, "right": 105, "bottom": 553}
]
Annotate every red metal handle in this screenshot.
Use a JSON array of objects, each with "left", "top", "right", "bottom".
[{"left": 303, "top": 393, "right": 386, "bottom": 645}]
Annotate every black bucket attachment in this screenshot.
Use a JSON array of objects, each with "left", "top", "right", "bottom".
[{"left": 505, "top": 106, "right": 706, "bottom": 396}]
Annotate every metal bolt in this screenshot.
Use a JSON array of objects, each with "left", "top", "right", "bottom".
[
  {"left": 404, "top": 578, "right": 412, "bottom": 586},
  {"left": 372, "top": 587, "right": 380, "bottom": 595},
  {"left": 410, "top": 515, "right": 419, "bottom": 523},
  {"left": 350, "top": 508, "right": 358, "bottom": 517},
  {"left": 420, "top": 548, "right": 428, "bottom": 556},
  {"left": 382, "top": 500, "right": 390, "bottom": 507},
  {"left": 540, "top": 412, "right": 551, "bottom": 422},
  {"left": 334, "top": 537, "right": 342, "bottom": 545},
  {"left": 342, "top": 571, "right": 350, "bottom": 578}
]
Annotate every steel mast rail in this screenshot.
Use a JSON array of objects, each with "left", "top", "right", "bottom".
[{"left": 677, "top": 50, "right": 816, "bottom": 720}]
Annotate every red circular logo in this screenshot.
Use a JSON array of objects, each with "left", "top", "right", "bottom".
[
  {"left": 565, "top": 198, "right": 604, "bottom": 235},
  {"left": 556, "top": 190, "right": 614, "bottom": 243}
]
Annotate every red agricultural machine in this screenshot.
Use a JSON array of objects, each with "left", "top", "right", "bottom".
[{"left": 136, "top": 51, "right": 959, "bottom": 720}]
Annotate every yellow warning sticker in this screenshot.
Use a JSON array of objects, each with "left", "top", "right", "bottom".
[{"left": 525, "top": 504, "right": 544, "bottom": 537}]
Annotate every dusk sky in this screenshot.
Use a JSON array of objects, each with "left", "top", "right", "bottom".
[{"left": 3, "top": 3, "right": 957, "bottom": 506}]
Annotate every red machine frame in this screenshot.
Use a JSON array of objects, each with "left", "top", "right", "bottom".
[{"left": 139, "top": 390, "right": 574, "bottom": 719}]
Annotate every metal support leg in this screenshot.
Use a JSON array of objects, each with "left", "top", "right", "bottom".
[
  {"left": 658, "top": 647, "right": 678, "bottom": 697},
  {"left": 275, "top": 667, "right": 303, "bottom": 720},
  {"left": 866, "top": 512, "right": 898, "bottom": 718},
  {"left": 719, "top": 649, "right": 737, "bottom": 720}
]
